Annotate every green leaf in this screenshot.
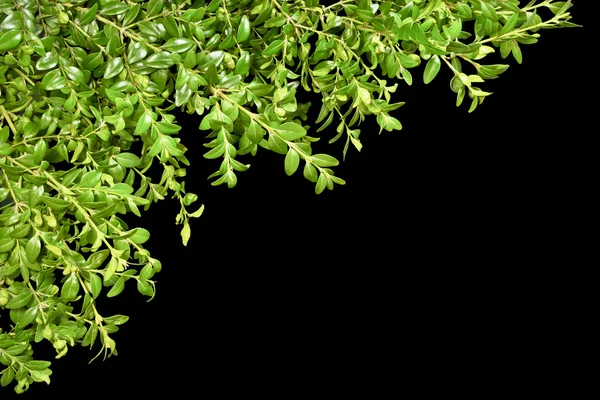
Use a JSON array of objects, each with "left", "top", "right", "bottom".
[
  {"left": 36, "top": 52, "right": 58, "bottom": 70},
  {"left": 548, "top": 1, "right": 572, "bottom": 14},
  {"left": 315, "top": 173, "right": 327, "bottom": 194},
  {"left": 262, "top": 39, "right": 284, "bottom": 56},
  {"left": 157, "top": 122, "right": 181, "bottom": 134},
  {"left": 137, "top": 279, "right": 153, "bottom": 296},
  {"left": 203, "top": 143, "right": 225, "bottom": 159},
  {"left": 61, "top": 273, "right": 80, "bottom": 301},
  {"left": 175, "top": 85, "right": 192, "bottom": 106},
  {"left": 18, "top": 306, "right": 38, "bottom": 328},
  {"left": 110, "top": 183, "right": 134, "bottom": 195},
  {"left": 135, "top": 112, "right": 152, "bottom": 134},
  {"left": 0, "top": 30, "right": 22, "bottom": 51},
  {"left": 139, "top": 263, "right": 154, "bottom": 281},
  {"left": 480, "top": 2, "right": 498, "bottom": 22},
  {"left": 197, "top": 51, "right": 224, "bottom": 71},
  {"left": 162, "top": 38, "right": 195, "bottom": 53},
  {"left": 218, "top": 75, "right": 242, "bottom": 90},
  {"left": 189, "top": 204, "right": 205, "bottom": 218},
  {"left": 401, "top": 68, "right": 413, "bottom": 85},
  {"left": 127, "top": 42, "right": 148, "bottom": 64},
  {"left": 104, "top": 257, "right": 118, "bottom": 282},
  {"left": 500, "top": 40, "right": 512, "bottom": 59},
  {"left": 511, "top": 40, "right": 523, "bottom": 64},
  {"left": 115, "top": 152, "right": 141, "bottom": 168},
  {"left": 26, "top": 361, "right": 52, "bottom": 371},
  {"left": 107, "top": 277, "right": 125, "bottom": 297},
  {"left": 101, "top": 315, "right": 129, "bottom": 326},
  {"left": 82, "top": 52, "right": 104, "bottom": 71},
  {"left": 0, "top": 237, "right": 15, "bottom": 253},
  {"left": 303, "top": 162, "right": 318, "bottom": 183},
  {"left": 181, "top": 7, "right": 205, "bottom": 22},
  {"left": 235, "top": 51, "right": 250, "bottom": 75},
  {"left": 5, "top": 343, "right": 28, "bottom": 355},
  {"left": 64, "top": 66, "right": 85, "bottom": 84},
  {"left": 267, "top": 134, "right": 287, "bottom": 155},
  {"left": 90, "top": 273, "right": 102, "bottom": 299},
  {"left": 499, "top": 13, "right": 519, "bottom": 36},
  {"left": 205, "top": 63, "right": 218, "bottom": 85},
  {"left": 277, "top": 122, "right": 306, "bottom": 141},
  {"left": 237, "top": 15, "right": 250, "bottom": 42},
  {"left": 180, "top": 222, "right": 191, "bottom": 246},
  {"left": 104, "top": 57, "right": 124, "bottom": 79},
  {"left": 130, "top": 228, "right": 150, "bottom": 244},
  {"left": 9, "top": 223, "right": 30, "bottom": 238},
  {"left": 1, "top": 367, "right": 15, "bottom": 387},
  {"left": 101, "top": 2, "right": 130, "bottom": 16},
  {"left": 81, "top": 324, "right": 98, "bottom": 347},
  {"left": 446, "top": 41, "right": 471, "bottom": 54},
  {"left": 162, "top": 15, "right": 180, "bottom": 37},
  {"left": 284, "top": 148, "right": 300, "bottom": 176},
  {"left": 0, "top": 143, "right": 11, "bottom": 156},
  {"left": 247, "top": 120, "right": 266, "bottom": 144},
  {"left": 41, "top": 70, "right": 67, "bottom": 91},
  {"left": 468, "top": 96, "right": 478, "bottom": 113},
  {"left": 31, "top": 370, "right": 51, "bottom": 385},
  {"left": 146, "top": 0, "right": 164, "bottom": 17},
  {"left": 311, "top": 154, "right": 339, "bottom": 167},
  {"left": 80, "top": 3, "right": 99, "bottom": 25},
  {"left": 80, "top": 170, "right": 102, "bottom": 188},
  {"left": 33, "top": 139, "right": 48, "bottom": 164},
  {"left": 248, "top": 83, "right": 273, "bottom": 96},
  {"left": 6, "top": 292, "right": 33, "bottom": 309},
  {"left": 25, "top": 235, "right": 41, "bottom": 263},
  {"left": 376, "top": 113, "right": 403, "bottom": 132},
  {"left": 477, "top": 64, "right": 509, "bottom": 80},
  {"left": 423, "top": 55, "right": 441, "bottom": 84},
  {"left": 87, "top": 249, "right": 110, "bottom": 269}
]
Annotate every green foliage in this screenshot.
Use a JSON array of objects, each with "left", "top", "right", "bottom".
[{"left": 0, "top": 0, "right": 578, "bottom": 393}]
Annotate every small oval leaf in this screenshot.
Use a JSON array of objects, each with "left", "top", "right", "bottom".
[{"left": 423, "top": 55, "right": 441, "bottom": 84}]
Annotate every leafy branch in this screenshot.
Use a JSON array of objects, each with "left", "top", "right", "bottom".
[{"left": 0, "top": 0, "right": 578, "bottom": 393}]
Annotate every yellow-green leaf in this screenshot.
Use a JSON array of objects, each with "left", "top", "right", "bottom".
[
  {"left": 0, "top": 30, "right": 22, "bottom": 51},
  {"left": 237, "top": 15, "right": 250, "bottom": 42},
  {"left": 104, "top": 57, "right": 124, "bottom": 79},
  {"left": 277, "top": 122, "right": 306, "bottom": 141},
  {"left": 284, "top": 148, "right": 300, "bottom": 176},
  {"left": 107, "top": 277, "right": 125, "bottom": 297},
  {"left": 61, "top": 273, "right": 80, "bottom": 301},
  {"left": 423, "top": 55, "right": 441, "bottom": 84}
]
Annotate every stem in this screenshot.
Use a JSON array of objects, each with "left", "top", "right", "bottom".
[
  {"left": 10, "top": 129, "right": 97, "bottom": 148},
  {"left": 0, "top": 105, "right": 18, "bottom": 136},
  {"left": 458, "top": 54, "right": 480, "bottom": 69},
  {"left": 2, "top": 173, "right": 23, "bottom": 211},
  {"left": 11, "top": 68, "right": 36, "bottom": 86},
  {"left": 441, "top": 55, "right": 459, "bottom": 74}
]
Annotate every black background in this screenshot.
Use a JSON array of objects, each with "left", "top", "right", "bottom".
[{"left": 4, "top": 3, "right": 592, "bottom": 398}]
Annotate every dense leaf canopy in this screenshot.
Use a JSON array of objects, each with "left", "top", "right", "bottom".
[{"left": 0, "top": 0, "right": 577, "bottom": 393}]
